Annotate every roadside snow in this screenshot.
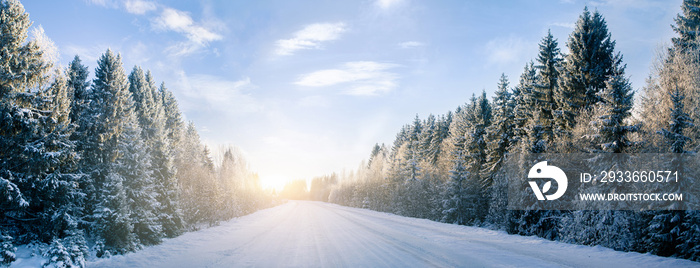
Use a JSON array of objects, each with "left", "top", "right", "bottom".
[{"left": 80, "top": 201, "right": 698, "bottom": 267}]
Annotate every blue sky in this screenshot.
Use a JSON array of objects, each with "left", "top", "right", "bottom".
[{"left": 22, "top": 0, "right": 681, "bottom": 189}]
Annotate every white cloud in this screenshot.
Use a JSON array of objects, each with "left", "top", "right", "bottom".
[
  {"left": 124, "top": 0, "right": 157, "bottom": 15},
  {"left": 485, "top": 36, "right": 536, "bottom": 67},
  {"left": 176, "top": 73, "right": 262, "bottom": 115},
  {"left": 295, "top": 61, "right": 399, "bottom": 96},
  {"left": 398, "top": 41, "right": 425, "bottom": 49},
  {"left": 376, "top": 0, "right": 404, "bottom": 9},
  {"left": 152, "top": 8, "right": 223, "bottom": 56},
  {"left": 63, "top": 44, "right": 111, "bottom": 64},
  {"left": 275, "top": 22, "right": 347, "bottom": 56},
  {"left": 550, "top": 22, "right": 575, "bottom": 29},
  {"left": 153, "top": 8, "right": 222, "bottom": 44},
  {"left": 85, "top": 0, "right": 117, "bottom": 8}
]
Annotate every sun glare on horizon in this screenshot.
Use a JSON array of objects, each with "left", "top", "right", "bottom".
[{"left": 259, "top": 174, "right": 292, "bottom": 192}]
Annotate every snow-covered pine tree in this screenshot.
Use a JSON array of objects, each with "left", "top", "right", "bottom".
[
  {"left": 556, "top": 7, "right": 616, "bottom": 133},
  {"left": 153, "top": 82, "right": 185, "bottom": 236},
  {"left": 441, "top": 99, "right": 474, "bottom": 225},
  {"left": 660, "top": 84, "right": 693, "bottom": 154},
  {"left": 512, "top": 62, "right": 537, "bottom": 145},
  {"left": 420, "top": 114, "right": 439, "bottom": 165},
  {"left": 400, "top": 115, "right": 430, "bottom": 218},
  {"left": 125, "top": 67, "right": 166, "bottom": 244},
  {"left": 84, "top": 49, "right": 140, "bottom": 254},
  {"left": 483, "top": 74, "right": 514, "bottom": 226},
  {"left": 178, "top": 122, "right": 221, "bottom": 228},
  {"left": 443, "top": 93, "right": 491, "bottom": 225},
  {"left": 67, "top": 56, "right": 89, "bottom": 125},
  {"left": 43, "top": 239, "right": 74, "bottom": 268},
  {"left": 114, "top": 104, "right": 161, "bottom": 247},
  {"left": 0, "top": 2, "right": 86, "bottom": 263},
  {"left": 441, "top": 146, "right": 469, "bottom": 225},
  {"left": 672, "top": 0, "right": 700, "bottom": 52},
  {"left": 643, "top": 80, "right": 694, "bottom": 257},
  {"left": 593, "top": 55, "right": 637, "bottom": 153},
  {"left": 484, "top": 74, "right": 513, "bottom": 176},
  {"left": 367, "top": 143, "right": 382, "bottom": 167},
  {"left": 678, "top": 210, "right": 700, "bottom": 261},
  {"left": 0, "top": 231, "right": 14, "bottom": 266},
  {"left": 406, "top": 115, "right": 423, "bottom": 182},
  {"left": 0, "top": 0, "right": 46, "bottom": 227},
  {"left": 160, "top": 82, "right": 184, "bottom": 155},
  {"left": 534, "top": 30, "right": 561, "bottom": 142},
  {"left": 465, "top": 92, "right": 491, "bottom": 223}
]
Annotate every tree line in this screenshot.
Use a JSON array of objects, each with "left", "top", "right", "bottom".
[
  {"left": 0, "top": 1, "right": 272, "bottom": 267},
  {"left": 325, "top": 3, "right": 700, "bottom": 262}
]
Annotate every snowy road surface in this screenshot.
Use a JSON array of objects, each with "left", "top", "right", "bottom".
[{"left": 89, "top": 201, "right": 697, "bottom": 267}]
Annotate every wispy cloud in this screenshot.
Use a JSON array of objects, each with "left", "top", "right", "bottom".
[
  {"left": 124, "top": 0, "right": 157, "bottom": 15},
  {"left": 176, "top": 73, "right": 262, "bottom": 115},
  {"left": 84, "top": 0, "right": 117, "bottom": 8},
  {"left": 295, "top": 61, "right": 399, "bottom": 96},
  {"left": 398, "top": 41, "right": 425, "bottom": 49},
  {"left": 63, "top": 44, "right": 112, "bottom": 64},
  {"left": 275, "top": 22, "right": 347, "bottom": 56},
  {"left": 484, "top": 36, "right": 535, "bottom": 67},
  {"left": 152, "top": 8, "right": 223, "bottom": 56},
  {"left": 550, "top": 22, "right": 575, "bottom": 29},
  {"left": 153, "top": 8, "right": 222, "bottom": 44},
  {"left": 376, "top": 0, "right": 405, "bottom": 9}
]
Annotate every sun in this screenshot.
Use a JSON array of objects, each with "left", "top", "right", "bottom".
[{"left": 259, "top": 174, "right": 290, "bottom": 192}]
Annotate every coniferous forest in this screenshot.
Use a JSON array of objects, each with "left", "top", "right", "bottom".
[
  {"left": 2, "top": 0, "right": 700, "bottom": 266},
  {"left": 0, "top": 1, "right": 273, "bottom": 266},
  {"left": 322, "top": 3, "right": 700, "bottom": 262}
]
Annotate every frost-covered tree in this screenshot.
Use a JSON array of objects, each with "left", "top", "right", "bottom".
[
  {"left": 161, "top": 83, "right": 184, "bottom": 151},
  {"left": 67, "top": 55, "right": 89, "bottom": 125},
  {"left": 0, "top": 1, "right": 85, "bottom": 261},
  {"left": 483, "top": 75, "right": 514, "bottom": 225},
  {"left": 81, "top": 49, "right": 141, "bottom": 254},
  {"left": 659, "top": 84, "right": 693, "bottom": 154},
  {"left": 0, "top": 231, "right": 15, "bottom": 266},
  {"left": 592, "top": 55, "right": 637, "bottom": 153},
  {"left": 484, "top": 74, "right": 513, "bottom": 175},
  {"left": 512, "top": 62, "right": 537, "bottom": 144},
  {"left": 152, "top": 82, "right": 185, "bottom": 236},
  {"left": 672, "top": 0, "right": 700, "bottom": 52},
  {"left": 178, "top": 122, "right": 221, "bottom": 228},
  {"left": 442, "top": 93, "right": 491, "bottom": 224},
  {"left": 534, "top": 31, "right": 561, "bottom": 142},
  {"left": 556, "top": 7, "right": 616, "bottom": 132},
  {"left": 677, "top": 210, "right": 700, "bottom": 261}
]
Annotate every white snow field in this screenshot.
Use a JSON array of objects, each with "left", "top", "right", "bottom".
[{"left": 85, "top": 201, "right": 696, "bottom": 267}]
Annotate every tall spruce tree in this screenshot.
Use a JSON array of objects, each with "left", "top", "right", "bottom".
[
  {"left": 83, "top": 49, "right": 141, "bottom": 254},
  {"left": 67, "top": 55, "right": 89, "bottom": 125},
  {"left": 556, "top": 7, "right": 616, "bottom": 132},
  {"left": 484, "top": 74, "right": 513, "bottom": 175},
  {"left": 672, "top": 0, "right": 700, "bottom": 52},
  {"left": 660, "top": 84, "right": 693, "bottom": 154},
  {"left": 125, "top": 67, "right": 162, "bottom": 245},
  {"left": 593, "top": 55, "right": 637, "bottom": 153},
  {"left": 534, "top": 30, "right": 561, "bottom": 142},
  {"left": 512, "top": 62, "right": 537, "bottom": 144},
  {"left": 129, "top": 70, "right": 183, "bottom": 238}
]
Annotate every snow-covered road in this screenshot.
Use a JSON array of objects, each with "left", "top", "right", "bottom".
[{"left": 90, "top": 201, "right": 697, "bottom": 267}]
